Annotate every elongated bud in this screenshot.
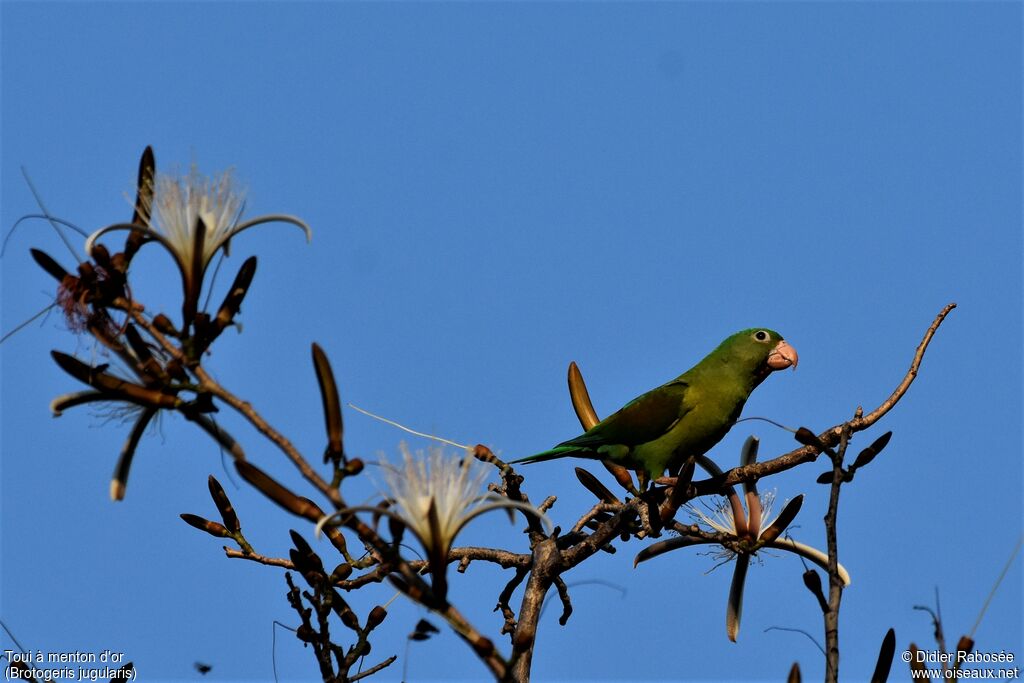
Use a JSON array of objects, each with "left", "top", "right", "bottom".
[
  {"left": 575, "top": 467, "right": 619, "bottom": 504},
  {"left": 152, "top": 313, "right": 179, "bottom": 337},
  {"left": 646, "top": 495, "right": 663, "bottom": 537},
  {"left": 180, "top": 513, "right": 230, "bottom": 538},
  {"left": 330, "top": 563, "right": 353, "bottom": 583},
  {"left": 568, "top": 361, "right": 600, "bottom": 430},
  {"left": 662, "top": 456, "right": 696, "bottom": 523},
  {"left": 388, "top": 514, "right": 406, "bottom": 546},
  {"left": 788, "top": 662, "right": 801, "bottom": 683},
  {"left": 366, "top": 605, "right": 387, "bottom": 630},
  {"left": 50, "top": 351, "right": 181, "bottom": 409},
  {"left": 603, "top": 460, "right": 636, "bottom": 492},
  {"left": 91, "top": 242, "right": 112, "bottom": 267},
  {"left": 123, "top": 324, "right": 166, "bottom": 382},
  {"left": 870, "top": 627, "right": 896, "bottom": 683},
  {"left": 290, "top": 548, "right": 326, "bottom": 588},
  {"left": 425, "top": 499, "right": 450, "bottom": 605},
  {"left": 208, "top": 475, "right": 240, "bottom": 533},
  {"left": 852, "top": 431, "right": 893, "bottom": 471},
  {"left": 181, "top": 216, "right": 207, "bottom": 332},
  {"left": 111, "top": 408, "right": 156, "bottom": 501},
  {"left": 214, "top": 256, "right": 257, "bottom": 330},
  {"left": 325, "top": 527, "right": 349, "bottom": 555},
  {"left": 726, "top": 554, "right": 750, "bottom": 642},
  {"left": 290, "top": 529, "right": 312, "bottom": 554},
  {"left": 758, "top": 495, "right": 804, "bottom": 544},
  {"left": 125, "top": 146, "right": 155, "bottom": 261},
  {"left": 289, "top": 551, "right": 323, "bottom": 586},
  {"left": 802, "top": 569, "right": 829, "bottom": 613},
  {"left": 633, "top": 535, "right": 707, "bottom": 567},
  {"left": 123, "top": 324, "right": 153, "bottom": 364},
  {"left": 235, "top": 461, "right": 325, "bottom": 521},
  {"left": 31, "top": 248, "right": 70, "bottom": 281},
  {"left": 740, "top": 435, "right": 759, "bottom": 467},
  {"left": 340, "top": 606, "right": 360, "bottom": 630},
  {"left": 312, "top": 343, "right": 345, "bottom": 465},
  {"left": 795, "top": 427, "right": 824, "bottom": 449}
]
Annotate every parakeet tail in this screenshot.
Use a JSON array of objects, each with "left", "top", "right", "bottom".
[{"left": 509, "top": 446, "right": 582, "bottom": 465}]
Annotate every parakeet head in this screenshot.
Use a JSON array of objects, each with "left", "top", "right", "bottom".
[{"left": 710, "top": 328, "right": 799, "bottom": 380}]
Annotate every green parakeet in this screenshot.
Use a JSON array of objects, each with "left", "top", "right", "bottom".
[{"left": 513, "top": 329, "right": 798, "bottom": 478}]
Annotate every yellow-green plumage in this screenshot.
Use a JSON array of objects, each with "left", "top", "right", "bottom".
[{"left": 513, "top": 329, "right": 798, "bottom": 477}]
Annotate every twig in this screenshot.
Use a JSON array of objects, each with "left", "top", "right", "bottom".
[
  {"left": 694, "top": 304, "right": 956, "bottom": 494},
  {"left": 570, "top": 502, "right": 619, "bottom": 535},
  {"left": 552, "top": 577, "right": 573, "bottom": 626},
  {"left": 497, "top": 567, "right": 529, "bottom": 636},
  {"left": 349, "top": 656, "right": 397, "bottom": 682},
  {"left": 859, "top": 303, "right": 956, "bottom": 426},
  {"left": 822, "top": 423, "right": 850, "bottom": 683},
  {"left": 197, "top": 367, "right": 342, "bottom": 507},
  {"left": 125, "top": 304, "right": 341, "bottom": 506}
]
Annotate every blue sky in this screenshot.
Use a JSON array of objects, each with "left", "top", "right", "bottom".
[{"left": 1, "top": 2, "right": 1020, "bottom": 682}]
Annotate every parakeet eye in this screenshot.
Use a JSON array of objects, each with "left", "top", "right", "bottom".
[{"left": 753, "top": 330, "right": 770, "bottom": 342}]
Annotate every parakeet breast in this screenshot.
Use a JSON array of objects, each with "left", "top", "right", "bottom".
[{"left": 633, "top": 384, "right": 748, "bottom": 476}]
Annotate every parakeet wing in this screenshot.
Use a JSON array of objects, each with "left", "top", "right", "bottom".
[{"left": 557, "top": 380, "right": 690, "bottom": 449}]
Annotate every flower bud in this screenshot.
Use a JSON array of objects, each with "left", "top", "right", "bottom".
[
  {"left": 330, "top": 563, "right": 353, "bottom": 583},
  {"left": 180, "top": 513, "right": 230, "bottom": 538},
  {"left": 367, "top": 605, "right": 387, "bottom": 630}
]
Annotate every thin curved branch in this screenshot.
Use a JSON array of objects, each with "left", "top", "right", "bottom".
[
  {"left": 195, "top": 365, "right": 341, "bottom": 507},
  {"left": 694, "top": 303, "right": 956, "bottom": 494},
  {"left": 349, "top": 656, "right": 398, "bottom": 682},
  {"left": 497, "top": 567, "right": 530, "bottom": 636},
  {"left": 224, "top": 547, "right": 292, "bottom": 568},
  {"left": 570, "top": 502, "right": 620, "bottom": 535},
  {"left": 552, "top": 576, "right": 573, "bottom": 626},
  {"left": 562, "top": 497, "right": 644, "bottom": 566},
  {"left": 224, "top": 544, "right": 530, "bottom": 578},
  {"left": 856, "top": 302, "right": 956, "bottom": 426}
]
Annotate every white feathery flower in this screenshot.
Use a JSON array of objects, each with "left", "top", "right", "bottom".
[
  {"left": 317, "top": 442, "right": 548, "bottom": 607},
  {"left": 84, "top": 156, "right": 310, "bottom": 330},
  {"left": 381, "top": 443, "right": 495, "bottom": 553},
  {"left": 635, "top": 436, "right": 850, "bottom": 643},
  {"left": 148, "top": 166, "right": 246, "bottom": 271},
  {"left": 688, "top": 490, "right": 777, "bottom": 539}
]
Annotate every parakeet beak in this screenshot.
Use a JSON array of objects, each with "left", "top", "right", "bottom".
[{"left": 767, "top": 340, "right": 798, "bottom": 371}]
